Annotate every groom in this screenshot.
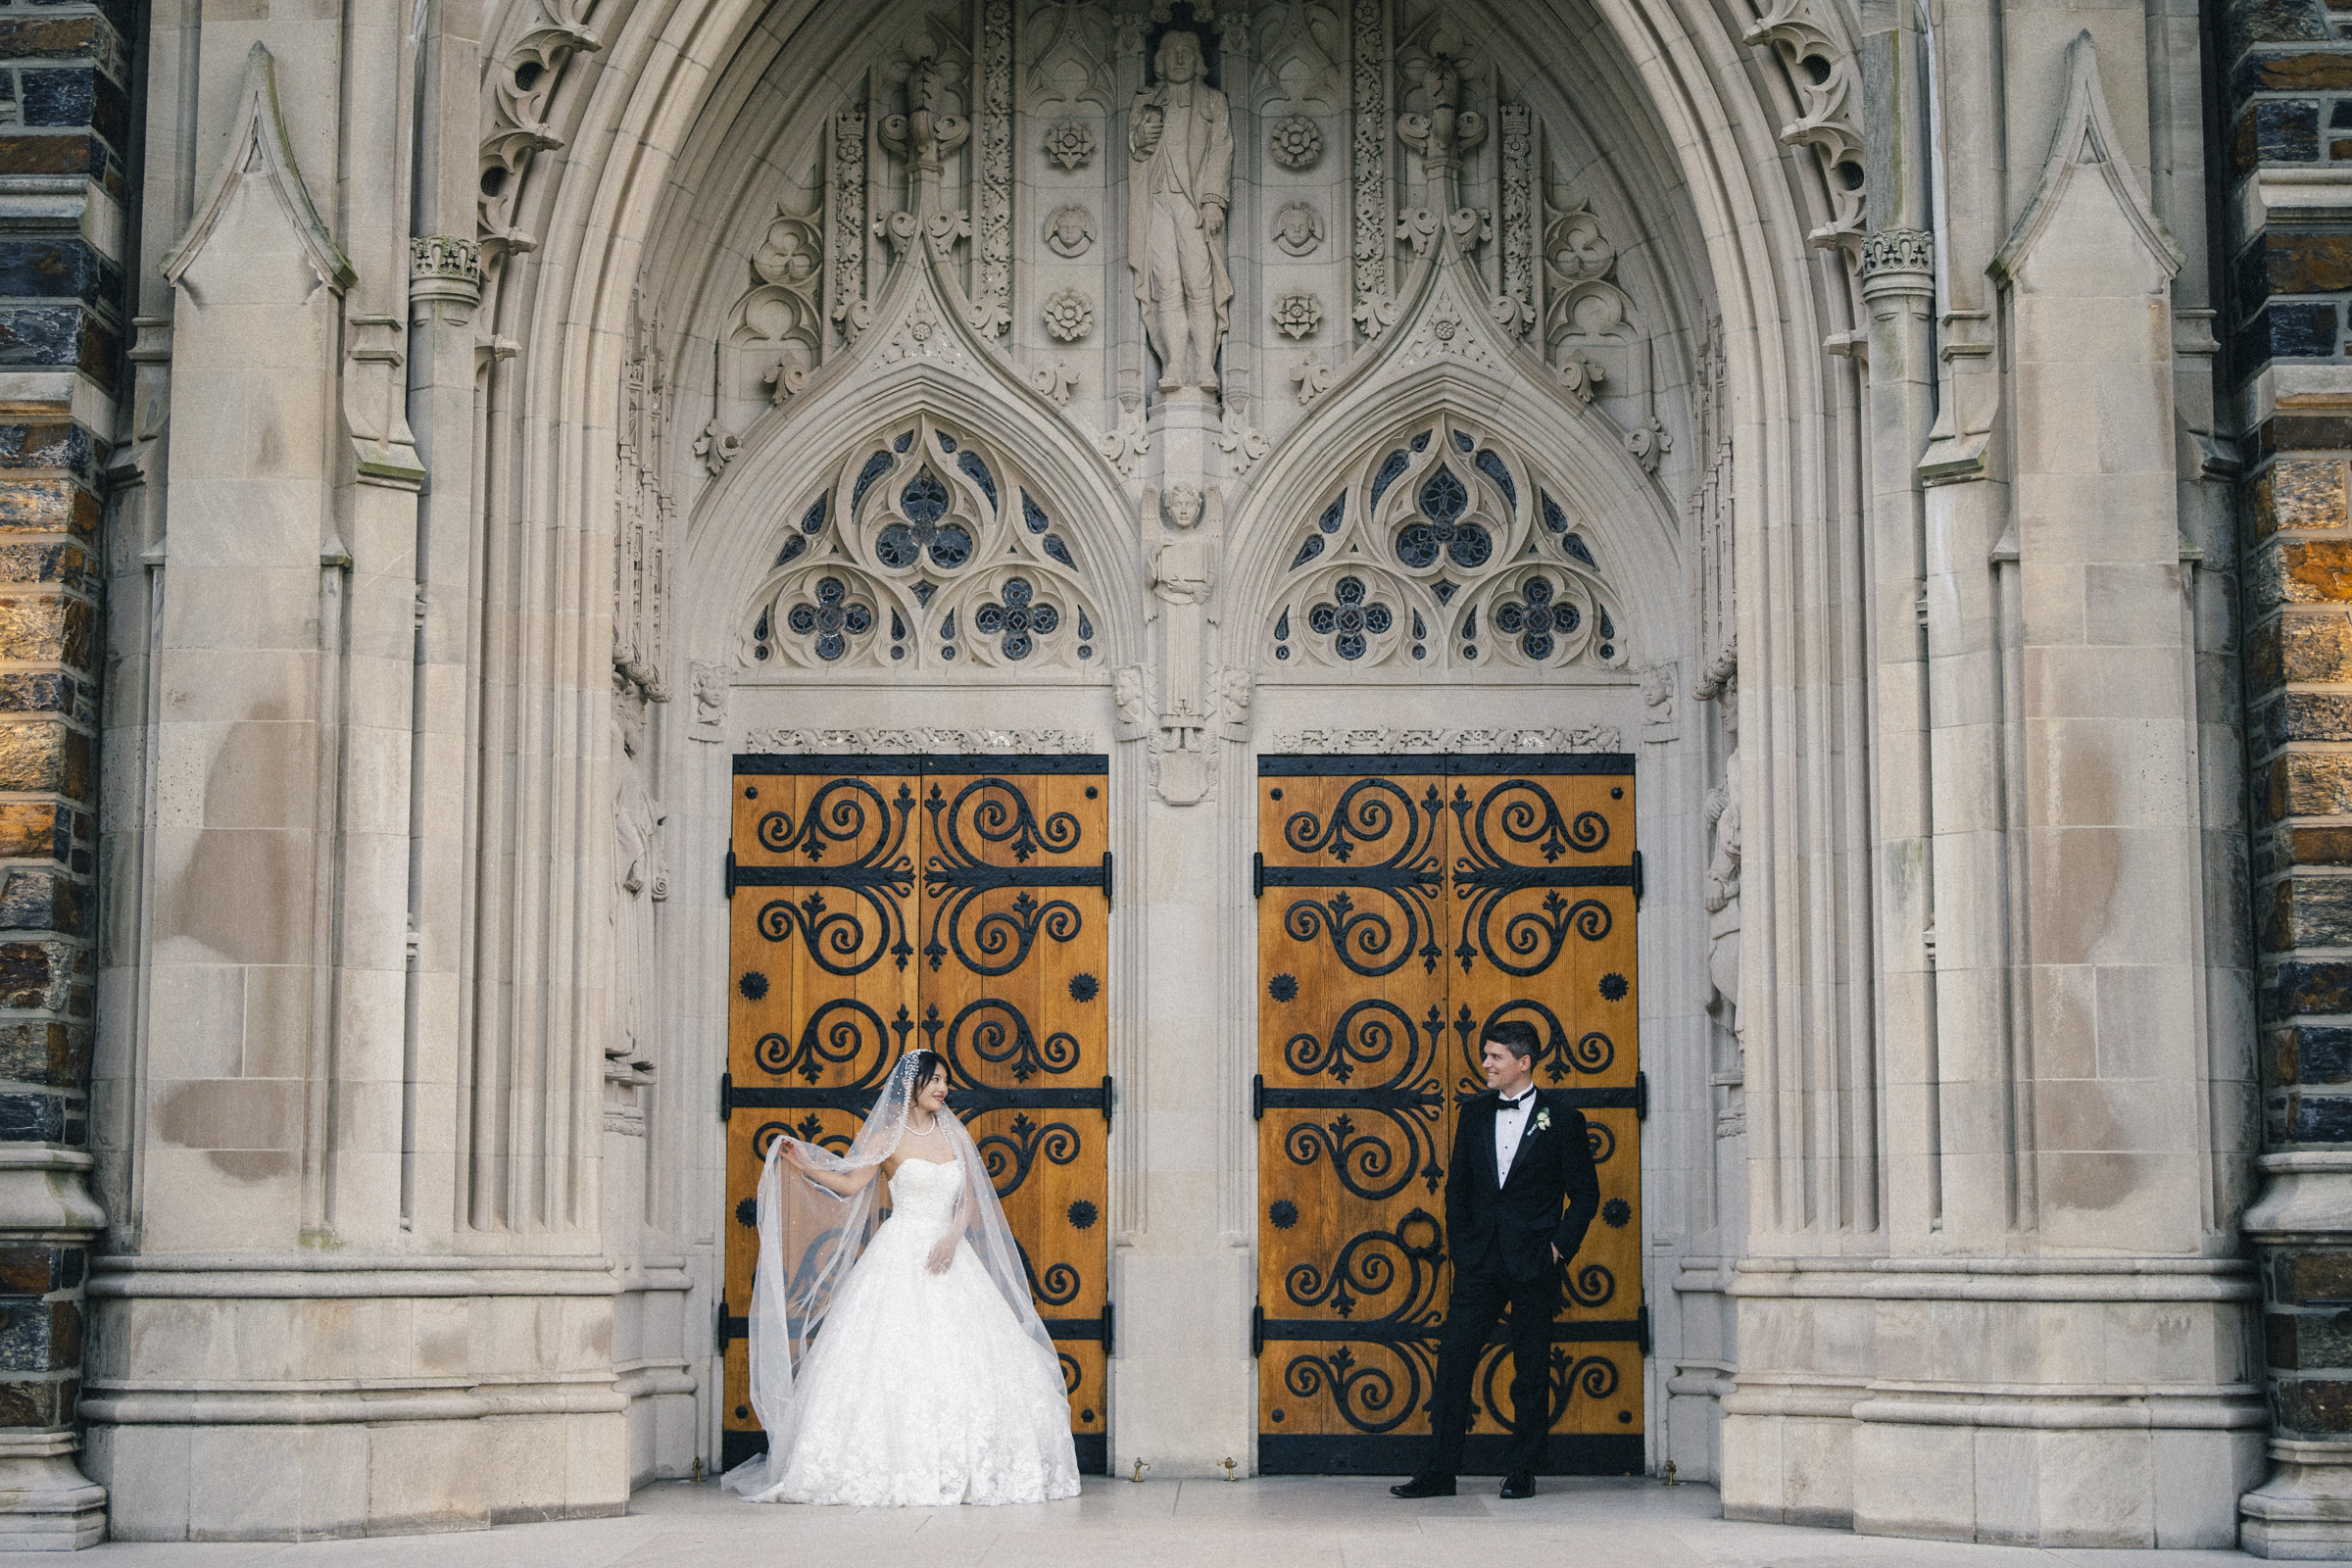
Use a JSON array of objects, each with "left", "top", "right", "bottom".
[{"left": 1391, "top": 1018, "right": 1602, "bottom": 1501}]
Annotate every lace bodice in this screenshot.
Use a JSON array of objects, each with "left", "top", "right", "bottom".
[{"left": 887, "top": 1156, "right": 963, "bottom": 1233}]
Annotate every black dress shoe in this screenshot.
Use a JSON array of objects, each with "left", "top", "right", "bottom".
[
  {"left": 1390, "top": 1473, "right": 1455, "bottom": 1498},
  {"left": 1498, "top": 1472, "right": 1535, "bottom": 1499}
]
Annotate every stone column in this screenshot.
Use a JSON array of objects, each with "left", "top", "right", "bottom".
[
  {"left": 1841, "top": 31, "right": 2266, "bottom": 1548},
  {"left": 2220, "top": 0, "right": 2352, "bottom": 1552},
  {"left": 0, "top": 0, "right": 132, "bottom": 1545}
]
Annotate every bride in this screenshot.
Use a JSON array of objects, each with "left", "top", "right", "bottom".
[{"left": 721, "top": 1049, "right": 1082, "bottom": 1506}]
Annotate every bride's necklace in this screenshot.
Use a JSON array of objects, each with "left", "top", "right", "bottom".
[{"left": 908, "top": 1111, "right": 943, "bottom": 1137}]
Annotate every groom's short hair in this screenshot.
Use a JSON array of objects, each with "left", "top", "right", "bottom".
[{"left": 1484, "top": 1019, "right": 1541, "bottom": 1060}]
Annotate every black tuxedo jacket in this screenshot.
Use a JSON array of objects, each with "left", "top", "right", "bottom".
[{"left": 1446, "top": 1087, "right": 1604, "bottom": 1284}]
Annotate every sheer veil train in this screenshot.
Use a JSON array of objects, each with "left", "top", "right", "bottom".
[{"left": 719, "top": 1052, "right": 1068, "bottom": 1497}]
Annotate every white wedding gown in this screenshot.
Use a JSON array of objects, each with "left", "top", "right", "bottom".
[{"left": 745, "top": 1156, "right": 1081, "bottom": 1506}]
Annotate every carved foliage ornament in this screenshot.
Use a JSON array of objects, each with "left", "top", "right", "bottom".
[
  {"left": 742, "top": 418, "right": 1102, "bottom": 675},
  {"left": 1043, "top": 288, "right": 1096, "bottom": 341},
  {"left": 1044, "top": 117, "right": 1097, "bottom": 170},
  {"left": 1269, "top": 115, "right": 1325, "bottom": 169},
  {"left": 1267, "top": 420, "right": 1628, "bottom": 676},
  {"left": 1272, "top": 291, "right": 1324, "bottom": 339},
  {"left": 1741, "top": 0, "right": 1866, "bottom": 247},
  {"left": 478, "top": 0, "right": 602, "bottom": 261}
]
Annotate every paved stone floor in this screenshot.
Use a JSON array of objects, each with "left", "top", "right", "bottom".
[{"left": 63, "top": 1477, "right": 2345, "bottom": 1565}]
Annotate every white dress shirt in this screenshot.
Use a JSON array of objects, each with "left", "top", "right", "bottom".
[{"left": 1494, "top": 1090, "right": 1536, "bottom": 1184}]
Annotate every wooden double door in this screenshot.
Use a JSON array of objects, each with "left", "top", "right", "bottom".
[
  {"left": 1252, "top": 753, "right": 1644, "bottom": 1475},
  {"left": 720, "top": 752, "right": 1113, "bottom": 1474}
]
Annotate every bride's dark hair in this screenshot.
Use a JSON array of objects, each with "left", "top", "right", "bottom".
[{"left": 906, "top": 1050, "right": 949, "bottom": 1093}]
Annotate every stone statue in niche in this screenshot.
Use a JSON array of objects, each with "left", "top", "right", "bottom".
[
  {"left": 1127, "top": 30, "right": 1233, "bottom": 394},
  {"left": 1703, "top": 685, "right": 1741, "bottom": 1042},
  {"left": 612, "top": 703, "right": 668, "bottom": 1072}
]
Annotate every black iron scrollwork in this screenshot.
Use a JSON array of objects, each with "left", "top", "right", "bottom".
[
  {"left": 1015, "top": 1237, "right": 1083, "bottom": 1306},
  {"left": 1287, "top": 1113, "right": 1423, "bottom": 1203},
  {"left": 1282, "top": 1207, "right": 1447, "bottom": 1322},
  {"left": 921, "top": 777, "right": 1097, "bottom": 976},
  {"left": 1565, "top": 1260, "right": 1615, "bottom": 1308},
  {"left": 1476, "top": 1345, "right": 1622, "bottom": 1429},
  {"left": 1450, "top": 780, "right": 1624, "bottom": 977},
  {"left": 754, "top": 998, "right": 900, "bottom": 1085},
  {"left": 1285, "top": 998, "right": 1422, "bottom": 1083},
  {"left": 1283, "top": 1343, "right": 1431, "bottom": 1435},
  {"left": 1266, "top": 780, "right": 1446, "bottom": 977},
  {"left": 973, "top": 1110, "right": 1081, "bottom": 1200},
  {"left": 1446, "top": 780, "right": 1606, "bottom": 861},
  {"left": 1269, "top": 1001, "right": 1446, "bottom": 1199},
  {"left": 739, "top": 779, "right": 918, "bottom": 975},
  {"left": 925, "top": 997, "right": 1080, "bottom": 1083}
]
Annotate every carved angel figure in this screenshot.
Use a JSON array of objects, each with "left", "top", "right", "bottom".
[{"left": 1128, "top": 31, "right": 1234, "bottom": 393}]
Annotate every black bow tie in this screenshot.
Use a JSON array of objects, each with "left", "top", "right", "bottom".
[{"left": 1498, "top": 1093, "right": 1532, "bottom": 1110}]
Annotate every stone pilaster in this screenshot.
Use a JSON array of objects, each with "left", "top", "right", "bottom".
[
  {"left": 2225, "top": 0, "right": 2352, "bottom": 1551},
  {"left": 0, "top": 0, "right": 128, "bottom": 1546}
]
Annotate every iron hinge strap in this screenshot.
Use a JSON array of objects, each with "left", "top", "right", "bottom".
[
  {"left": 1251, "top": 1302, "right": 1264, "bottom": 1357},
  {"left": 1632, "top": 849, "right": 1644, "bottom": 905},
  {"left": 1251, "top": 1072, "right": 1264, "bottom": 1120},
  {"left": 1104, "top": 1298, "right": 1115, "bottom": 1357},
  {"left": 1102, "top": 1074, "right": 1115, "bottom": 1127},
  {"left": 716, "top": 1296, "right": 729, "bottom": 1352},
  {"left": 1636, "top": 1070, "right": 1648, "bottom": 1122},
  {"left": 1102, "top": 852, "right": 1113, "bottom": 906},
  {"left": 1252, "top": 851, "right": 1264, "bottom": 899},
  {"left": 1639, "top": 1300, "right": 1651, "bottom": 1356},
  {"left": 719, "top": 1071, "right": 733, "bottom": 1123},
  {"left": 724, "top": 849, "right": 737, "bottom": 899}
]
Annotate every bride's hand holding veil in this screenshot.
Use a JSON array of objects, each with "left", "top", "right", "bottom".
[{"left": 780, "top": 1138, "right": 879, "bottom": 1197}]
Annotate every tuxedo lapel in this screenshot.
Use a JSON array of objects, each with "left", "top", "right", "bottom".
[
  {"left": 1498, "top": 1092, "right": 1544, "bottom": 1192},
  {"left": 1472, "top": 1097, "right": 1502, "bottom": 1194}
]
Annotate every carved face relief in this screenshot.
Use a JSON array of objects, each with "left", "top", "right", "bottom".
[
  {"left": 1045, "top": 204, "right": 1096, "bottom": 258},
  {"left": 1162, "top": 483, "right": 1204, "bottom": 530},
  {"left": 1272, "top": 201, "right": 1323, "bottom": 256}
]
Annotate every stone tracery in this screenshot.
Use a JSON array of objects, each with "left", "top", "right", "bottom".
[
  {"left": 740, "top": 416, "right": 1102, "bottom": 674},
  {"left": 1264, "top": 419, "right": 1629, "bottom": 674}
]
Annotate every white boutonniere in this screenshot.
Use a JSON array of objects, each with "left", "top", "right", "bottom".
[{"left": 1534, "top": 1108, "right": 1551, "bottom": 1133}]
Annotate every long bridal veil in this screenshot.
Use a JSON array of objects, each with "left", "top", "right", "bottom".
[{"left": 719, "top": 1051, "right": 1067, "bottom": 1494}]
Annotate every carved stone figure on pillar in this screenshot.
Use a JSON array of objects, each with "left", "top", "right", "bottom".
[
  {"left": 1127, "top": 30, "right": 1233, "bottom": 394},
  {"left": 1703, "top": 695, "right": 1741, "bottom": 1045}
]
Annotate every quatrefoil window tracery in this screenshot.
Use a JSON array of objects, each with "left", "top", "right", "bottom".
[
  {"left": 1307, "top": 575, "right": 1395, "bottom": 661},
  {"left": 1265, "top": 418, "right": 1629, "bottom": 674},
  {"left": 1494, "top": 575, "right": 1575, "bottom": 660},
  {"left": 974, "top": 577, "right": 1060, "bottom": 661},
  {"left": 740, "top": 416, "right": 1102, "bottom": 674},
  {"left": 785, "top": 575, "right": 875, "bottom": 662}
]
